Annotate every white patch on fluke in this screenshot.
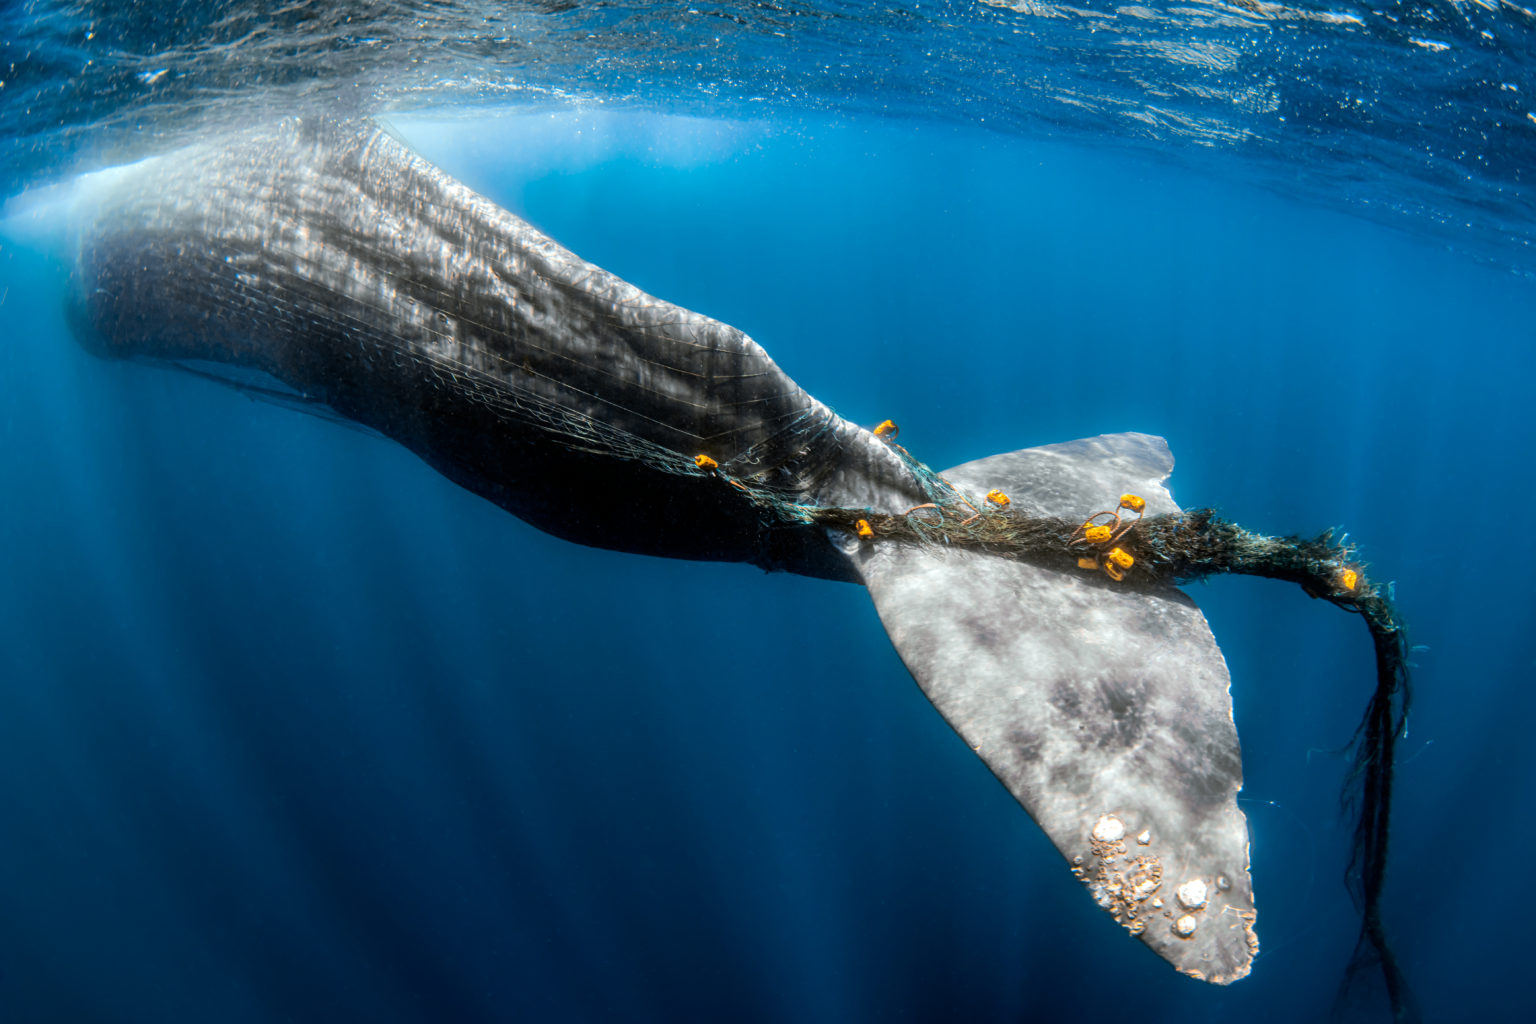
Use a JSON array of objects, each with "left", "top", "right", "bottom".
[
  {"left": 1176, "top": 878, "right": 1208, "bottom": 911},
  {"left": 1092, "top": 814, "right": 1125, "bottom": 843}
]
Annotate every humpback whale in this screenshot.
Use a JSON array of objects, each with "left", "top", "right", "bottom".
[{"left": 39, "top": 116, "right": 1411, "bottom": 1003}]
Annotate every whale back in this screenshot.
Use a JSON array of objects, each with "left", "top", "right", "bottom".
[{"left": 68, "top": 118, "right": 924, "bottom": 576}]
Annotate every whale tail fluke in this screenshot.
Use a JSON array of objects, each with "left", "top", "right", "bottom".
[
  {"left": 844, "top": 433, "right": 1259, "bottom": 982},
  {"left": 832, "top": 429, "right": 1410, "bottom": 1010}
]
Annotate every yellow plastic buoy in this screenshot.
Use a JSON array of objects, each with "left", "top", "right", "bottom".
[
  {"left": 1102, "top": 546, "right": 1135, "bottom": 582},
  {"left": 1119, "top": 493, "right": 1146, "bottom": 513},
  {"left": 985, "top": 488, "right": 1010, "bottom": 508},
  {"left": 856, "top": 519, "right": 874, "bottom": 539},
  {"left": 873, "top": 419, "right": 899, "bottom": 438},
  {"left": 1083, "top": 524, "right": 1113, "bottom": 544},
  {"left": 694, "top": 454, "right": 718, "bottom": 470},
  {"left": 1339, "top": 568, "right": 1360, "bottom": 592},
  {"left": 1077, "top": 556, "right": 1100, "bottom": 571}
]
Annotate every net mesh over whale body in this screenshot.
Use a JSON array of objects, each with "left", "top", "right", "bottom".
[
  {"left": 72, "top": 116, "right": 935, "bottom": 572},
  {"left": 75, "top": 118, "right": 864, "bottom": 494}
]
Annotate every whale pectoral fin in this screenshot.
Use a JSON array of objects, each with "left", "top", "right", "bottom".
[{"left": 847, "top": 433, "right": 1258, "bottom": 983}]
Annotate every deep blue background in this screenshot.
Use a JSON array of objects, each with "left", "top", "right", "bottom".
[{"left": 1, "top": 112, "right": 1531, "bottom": 1021}]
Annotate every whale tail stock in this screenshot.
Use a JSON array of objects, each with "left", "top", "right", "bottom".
[{"left": 58, "top": 116, "right": 1412, "bottom": 1010}]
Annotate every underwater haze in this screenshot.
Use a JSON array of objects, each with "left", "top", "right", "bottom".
[{"left": 2, "top": 2, "right": 1535, "bottom": 1022}]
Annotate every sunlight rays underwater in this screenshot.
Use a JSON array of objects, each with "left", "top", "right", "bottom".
[{"left": 0, "top": 110, "right": 1531, "bottom": 1021}]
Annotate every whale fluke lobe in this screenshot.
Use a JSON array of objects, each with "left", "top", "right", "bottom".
[{"left": 64, "top": 117, "right": 1413, "bottom": 1006}]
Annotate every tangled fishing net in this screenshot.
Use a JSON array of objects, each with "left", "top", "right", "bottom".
[{"left": 704, "top": 426, "right": 1416, "bottom": 1022}]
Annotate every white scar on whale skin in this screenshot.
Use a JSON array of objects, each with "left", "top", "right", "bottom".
[{"left": 52, "top": 116, "right": 1257, "bottom": 983}]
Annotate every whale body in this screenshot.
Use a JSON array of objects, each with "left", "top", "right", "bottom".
[{"left": 50, "top": 117, "right": 1258, "bottom": 983}]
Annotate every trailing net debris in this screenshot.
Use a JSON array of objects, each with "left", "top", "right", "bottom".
[{"left": 706, "top": 429, "right": 1417, "bottom": 1023}]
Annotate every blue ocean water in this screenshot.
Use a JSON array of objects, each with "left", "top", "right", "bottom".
[{"left": 2, "top": 4, "right": 1535, "bottom": 1023}]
